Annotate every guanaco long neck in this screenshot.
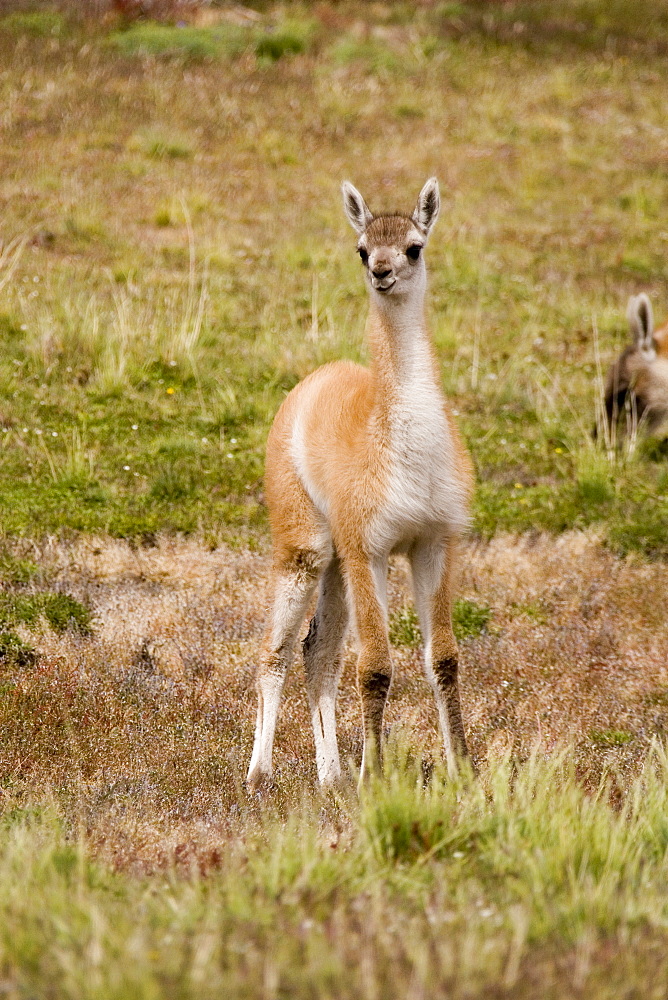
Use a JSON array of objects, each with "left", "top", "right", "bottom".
[{"left": 366, "top": 289, "right": 441, "bottom": 417}]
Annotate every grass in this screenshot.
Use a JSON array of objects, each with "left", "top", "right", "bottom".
[
  {"left": 390, "top": 598, "right": 491, "bottom": 647},
  {"left": 1, "top": 1, "right": 668, "bottom": 553},
  {"left": 107, "top": 17, "right": 317, "bottom": 64},
  {"left": 3, "top": 747, "right": 668, "bottom": 997},
  {"left": 0, "top": 530, "right": 661, "bottom": 995}
]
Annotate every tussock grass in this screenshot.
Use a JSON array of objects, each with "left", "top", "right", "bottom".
[{"left": 2, "top": 747, "right": 668, "bottom": 997}]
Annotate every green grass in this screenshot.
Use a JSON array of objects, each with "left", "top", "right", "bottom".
[
  {"left": 108, "top": 17, "right": 317, "bottom": 64},
  {"left": 1, "top": 1, "right": 668, "bottom": 552},
  {"left": 0, "top": 592, "right": 92, "bottom": 635},
  {"left": 0, "top": 10, "right": 65, "bottom": 37},
  {"left": 0, "top": 631, "right": 36, "bottom": 667},
  {"left": 2, "top": 748, "right": 668, "bottom": 997},
  {"left": 389, "top": 598, "right": 491, "bottom": 648}
]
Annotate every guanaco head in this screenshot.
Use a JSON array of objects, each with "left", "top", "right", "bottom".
[
  {"left": 341, "top": 178, "right": 440, "bottom": 299},
  {"left": 599, "top": 293, "right": 668, "bottom": 438}
]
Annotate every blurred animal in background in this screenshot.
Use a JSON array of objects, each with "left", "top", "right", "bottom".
[{"left": 598, "top": 294, "right": 668, "bottom": 442}]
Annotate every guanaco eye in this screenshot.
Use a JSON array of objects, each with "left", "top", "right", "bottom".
[
  {"left": 358, "top": 247, "right": 368, "bottom": 264},
  {"left": 406, "top": 244, "right": 422, "bottom": 261}
]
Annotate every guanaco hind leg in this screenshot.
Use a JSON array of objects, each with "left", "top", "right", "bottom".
[
  {"left": 246, "top": 548, "right": 323, "bottom": 789},
  {"left": 302, "top": 556, "right": 349, "bottom": 785}
]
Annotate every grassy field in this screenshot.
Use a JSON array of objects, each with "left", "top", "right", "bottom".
[{"left": 1, "top": 1, "right": 668, "bottom": 996}]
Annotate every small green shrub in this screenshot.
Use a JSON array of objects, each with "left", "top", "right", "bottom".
[
  {"left": 389, "top": 604, "right": 421, "bottom": 648},
  {"left": 0, "top": 12, "right": 65, "bottom": 37},
  {"left": 389, "top": 598, "right": 491, "bottom": 648},
  {"left": 590, "top": 729, "right": 633, "bottom": 747},
  {"left": 453, "top": 599, "right": 492, "bottom": 640},
  {"left": 0, "top": 553, "right": 39, "bottom": 586},
  {"left": 0, "top": 593, "right": 93, "bottom": 636},
  {"left": 254, "top": 20, "right": 315, "bottom": 61},
  {"left": 129, "top": 129, "right": 193, "bottom": 160},
  {"left": 109, "top": 23, "right": 247, "bottom": 61},
  {"left": 0, "top": 631, "right": 36, "bottom": 668}
]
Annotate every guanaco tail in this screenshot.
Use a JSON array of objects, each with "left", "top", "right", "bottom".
[{"left": 247, "top": 178, "right": 474, "bottom": 789}]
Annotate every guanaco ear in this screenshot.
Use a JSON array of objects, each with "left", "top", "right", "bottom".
[
  {"left": 412, "top": 177, "right": 440, "bottom": 237},
  {"left": 627, "top": 293, "right": 654, "bottom": 349},
  {"left": 341, "top": 182, "right": 373, "bottom": 235}
]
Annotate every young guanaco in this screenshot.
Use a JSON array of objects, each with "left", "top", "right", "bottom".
[{"left": 247, "top": 179, "right": 473, "bottom": 788}]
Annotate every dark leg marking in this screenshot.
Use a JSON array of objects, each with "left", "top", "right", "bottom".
[
  {"left": 362, "top": 670, "right": 391, "bottom": 698},
  {"left": 435, "top": 656, "right": 458, "bottom": 688}
]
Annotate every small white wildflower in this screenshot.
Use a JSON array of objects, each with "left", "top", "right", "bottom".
[
  {"left": 22, "top": 428, "right": 28, "bottom": 433},
  {"left": 226, "top": 452, "right": 233, "bottom": 459},
  {"left": 123, "top": 465, "right": 130, "bottom": 471},
  {"left": 201, "top": 437, "right": 208, "bottom": 444},
  {"left": 169, "top": 360, "right": 177, "bottom": 367},
  {"left": 35, "top": 429, "right": 42, "bottom": 434},
  {"left": 33, "top": 276, "right": 40, "bottom": 283},
  {"left": 51, "top": 432, "right": 57, "bottom": 437},
  {"left": 500, "top": 438, "right": 507, "bottom": 445},
  {"left": 230, "top": 438, "right": 237, "bottom": 444},
  {"left": 20, "top": 324, "right": 27, "bottom": 332},
  {"left": 452, "top": 851, "right": 464, "bottom": 859},
  {"left": 131, "top": 424, "right": 138, "bottom": 430}
]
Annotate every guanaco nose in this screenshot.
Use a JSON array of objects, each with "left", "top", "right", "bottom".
[{"left": 372, "top": 266, "right": 392, "bottom": 280}]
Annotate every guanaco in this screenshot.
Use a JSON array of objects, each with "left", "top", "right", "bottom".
[
  {"left": 601, "top": 294, "right": 668, "bottom": 439},
  {"left": 246, "top": 178, "right": 474, "bottom": 789}
]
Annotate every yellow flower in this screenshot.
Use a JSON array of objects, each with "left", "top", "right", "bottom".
[
  {"left": 166, "top": 387, "right": 175, "bottom": 395},
  {"left": 514, "top": 482, "right": 523, "bottom": 489},
  {"left": 555, "top": 447, "right": 563, "bottom": 453}
]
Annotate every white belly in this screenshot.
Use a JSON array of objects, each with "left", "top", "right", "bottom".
[{"left": 369, "top": 388, "right": 469, "bottom": 553}]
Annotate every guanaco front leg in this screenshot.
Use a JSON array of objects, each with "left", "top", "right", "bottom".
[
  {"left": 343, "top": 552, "right": 391, "bottom": 780},
  {"left": 410, "top": 536, "right": 470, "bottom": 774}
]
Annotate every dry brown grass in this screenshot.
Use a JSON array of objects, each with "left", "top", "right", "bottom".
[{"left": 2, "top": 532, "right": 666, "bottom": 872}]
